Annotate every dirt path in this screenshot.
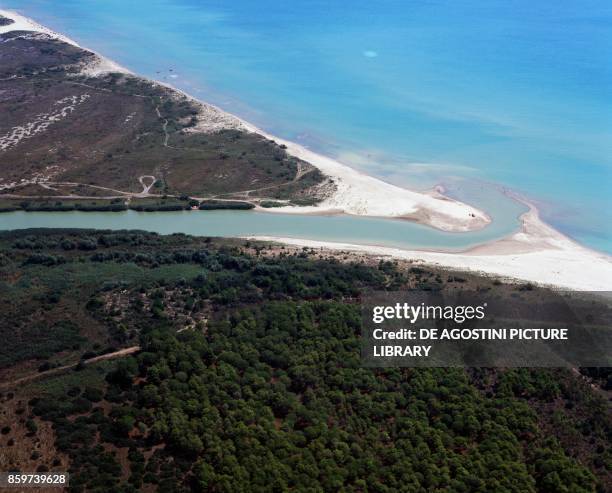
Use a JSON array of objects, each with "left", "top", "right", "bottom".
[
  {"left": 49, "top": 181, "right": 132, "bottom": 195},
  {"left": 155, "top": 106, "right": 170, "bottom": 147},
  {"left": 294, "top": 161, "right": 313, "bottom": 181},
  {"left": 0, "top": 346, "right": 141, "bottom": 390},
  {"left": 0, "top": 193, "right": 126, "bottom": 200},
  {"left": 1, "top": 179, "right": 148, "bottom": 200},
  {"left": 138, "top": 175, "right": 156, "bottom": 194},
  {"left": 216, "top": 162, "right": 315, "bottom": 200},
  {"left": 152, "top": 102, "right": 312, "bottom": 200},
  {"left": 64, "top": 80, "right": 149, "bottom": 99}
]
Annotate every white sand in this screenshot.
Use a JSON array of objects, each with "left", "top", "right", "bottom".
[
  {"left": 78, "top": 53, "right": 130, "bottom": 77},
  {"left": 167, "top": 87, "right": 491, "bottom": 232},
  {"left": 250, "top": 206, "right": 612, "bottom": 291},
  {"left": 250, "top": 131, "right": 491, "bottom": 232},
  {"left": 0, "top": 9, "right": 78, "bottom": 44}
]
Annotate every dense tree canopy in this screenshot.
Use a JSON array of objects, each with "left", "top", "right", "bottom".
[{"left": 0, "top": 230, "right": 606, "bottom": 492}]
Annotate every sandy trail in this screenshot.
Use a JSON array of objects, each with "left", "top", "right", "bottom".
[
  {"left": 0, "top": 346, "right": 140, "bottom": 390},
  {"left": 155, "top": 106, "right": 170, "bottom": 147},
  {"left": 138, "top": 175, "right": 156, "bottom": 194}
]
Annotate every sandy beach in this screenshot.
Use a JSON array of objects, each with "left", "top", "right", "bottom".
[
  {"left": 2, "top": 8, "right": 611, "bottom": 290},
  {"left": 0, "top": 8, "right": 78, "bottom": 44},
  {"left": 242, "top": 129, "right": 491, "bottom": 233}
]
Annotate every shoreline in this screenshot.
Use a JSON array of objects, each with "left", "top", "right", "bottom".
[
  {"left": 2, "top": 8, "right": 611, "bottom": 290},
  {"left": 1, "top": 204, "right": 610, "bottom": 290},
  {"left": 0, "top": 8, "right": 489, "bottom": 234}
]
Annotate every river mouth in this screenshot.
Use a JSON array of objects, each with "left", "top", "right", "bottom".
[{"left": 6, "top": 0, "right": 610, "bottom": 255}]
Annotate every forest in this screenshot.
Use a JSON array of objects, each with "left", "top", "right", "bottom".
[{"left": 0, "top": 229, "right": 609, "bottom": 492}]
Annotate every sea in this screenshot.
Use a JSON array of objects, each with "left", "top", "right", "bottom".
[{"left": 2, "top": 0, "right": 611, "bottom": 252}]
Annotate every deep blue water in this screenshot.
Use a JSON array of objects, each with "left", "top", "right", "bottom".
[{"left": 2, "top": 0, "right": 611, "bottom": 252}]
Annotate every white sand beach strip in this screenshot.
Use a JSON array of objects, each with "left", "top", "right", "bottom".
[
  {"left": 0, "top": 9, "right": 78, "bottom": 44},
  {"left": 250, "top": 206, "right": 612, "bottom": 291},
  {"left": 249, "top": 131, "right": 491, "bottom": 232}
]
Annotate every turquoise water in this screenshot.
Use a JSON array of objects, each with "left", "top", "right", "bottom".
[
  {"left": 2, "top": 0, "right": 611, "bottom": 251},
  {"left": 0, "top": 209, "right": 522, "bottom": 251}
]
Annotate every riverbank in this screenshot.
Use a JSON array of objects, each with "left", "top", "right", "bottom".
[
  {"left": 0, "top": 204, "right": 610, "bottom": 290},
  {"left": 0, "top": 8, "right": 489, "bottom": 233}
]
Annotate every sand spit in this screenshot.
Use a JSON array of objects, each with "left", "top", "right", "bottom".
[
  {"left": 252, "top": 132, "right": 490, "bottom": 232},
  {"left": 250, "top": 206, "right": 612, "bottom": 291}
]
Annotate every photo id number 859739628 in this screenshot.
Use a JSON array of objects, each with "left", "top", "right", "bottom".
[{"left": 0, "top": 473, "right": 69, "bottom": 488}]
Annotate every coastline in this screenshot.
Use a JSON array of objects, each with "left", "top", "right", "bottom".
[
  {"left": 1, "top": 8, "right": 611, "bottom": 290},
  {"left": 0, "top": 8, "right": 489, "bottom": 234}
]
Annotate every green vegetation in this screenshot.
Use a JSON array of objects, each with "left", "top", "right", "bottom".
[
  {"left": 0, "top": 198, "right": 20, "bottom": 212},
  {"left": 0, "top": 196, "right": 256, "bottom": 213},
  {"left": 30, "top": 361, "right": 114, "bottom": 396},
  {"left": 290, "top": 197, "right": 320, "bottom": 206},
  {"left": 129, "top": 197, "right": 191, "bottom": 212},
  {"left": 1, "top": 320, "right": 84, "bottom": 368},
  {"left": 8, "top": 199, "right": 128, "bottom": 212},
  {"left": 259, "top": 201, "right": 286, "bottom": 208},
  {"left": 30, "top": 325, "right": 601, "bottom": 493},
  {"left": 198, "top": 200, "right": 255, "bottom": 210},
  {"left": 0, "top": 230, "right": 608, "bottom": 492},
  {"left": 0, "top": 16, "right": 15, "bottom": 27}
]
